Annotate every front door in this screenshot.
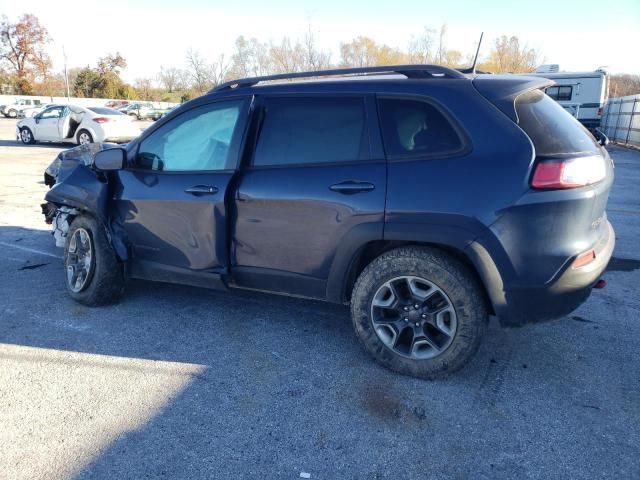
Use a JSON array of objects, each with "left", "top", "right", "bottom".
[
  {"left": 34, "top": 106, "right": 64, "bottom": 141},
  {"left": 114, "top": 98, "right": 250, "bottom": 277},
  {"left": 232, "top": 94, "right": 386, "bottom": 298}
]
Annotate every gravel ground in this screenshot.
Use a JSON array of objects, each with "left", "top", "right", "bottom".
[{"left": 0, "top": 117, "right": 638, "bottom": 479}]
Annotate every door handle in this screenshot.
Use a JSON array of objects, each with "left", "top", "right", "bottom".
[
  {"left": 329, "top": 181, "right": 375, "bottom": 194},
  {"left": 185, "top": 185, "right": 218, "bottom": 195}
]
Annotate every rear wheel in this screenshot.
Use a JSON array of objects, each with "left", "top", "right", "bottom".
[
  {"left": 351, "top": 247, "right": 488, "bottom": 379},
  {"left": 19, "top": 127, "right": 35, "bottom": 144},
  {"left": 64, "top": 215, "right": 124, "bottom": 306},
  {"left": 77, "top": 129, "right": 93, "bottom": 145}
]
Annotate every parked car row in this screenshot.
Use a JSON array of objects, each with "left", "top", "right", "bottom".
[{"left": 1, "top": 98, "right": 43, "bottom": 118}]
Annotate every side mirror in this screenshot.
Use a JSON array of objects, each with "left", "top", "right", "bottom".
[
  {"left": 94, "top": 148, "right": 126, "bottom": 171},
  {"left": 594, "top": 128, "right": 609, "bottom": 147}
]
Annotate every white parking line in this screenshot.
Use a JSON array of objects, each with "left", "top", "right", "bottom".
[{"left": 0, "top": 241, "right": 61, "bottom": 259}]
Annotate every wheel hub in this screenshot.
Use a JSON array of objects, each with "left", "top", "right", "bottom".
[
  {"left": 65, "top": 228, "right": 94, "bottom": 293},
  {"left": 370, "top": 275, "right": 458, "bottom": 360}
]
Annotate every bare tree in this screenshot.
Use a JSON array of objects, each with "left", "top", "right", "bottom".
[
  {"left": 210, "top": 54, "right": 229, "bottom": 87},
  {"left": 158, "top": 66, "right": 182, "bottom": 92},
  {"left": 303, "top": 25, "right": 331, "bottom": 71},
  {"left": 134, "top": 77, "right": 154, "bottom": 100},
  {"left": 409, "top": 27, "right": 436, "bottom": 64},
  {"left": 185, "top": 47, "right": 211, "bottom": 93}
]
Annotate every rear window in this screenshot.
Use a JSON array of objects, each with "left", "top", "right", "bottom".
[
  {"left": 516, "top": 89, "right": 598, "bottom": 156},
  {"left": 377, "top": 98, "right": 465, "bottom": 158},
  {"left": 253, "top": 97, "right": 368, "bottom": 167},
  {"left": 89, "top": 107, "right": 124, "bottom": 115}
]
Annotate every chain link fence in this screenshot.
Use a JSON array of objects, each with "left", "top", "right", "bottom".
[{"left": 601, "top": 95, "right": 640, "bottom": 148}]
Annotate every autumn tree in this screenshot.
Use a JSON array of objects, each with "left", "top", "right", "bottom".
[
  {"left": 0, "top": 13, "right": 51, "bottom": 94},
  {"left": 480, "top": 36, "right": 540, "bottom": 73},
  {"left": 609, "top": 74, "right": 640, "bottom": 98},
  {"left": 340, "top": 36, "right": 408, "bottom": 67},
  {"left": 72, "top": 53, "right": 133, "bottom": 99}
]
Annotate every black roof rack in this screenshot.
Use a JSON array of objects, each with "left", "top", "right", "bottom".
[{"left": 210, "top": 64, "right": 466, "bottom": 92}]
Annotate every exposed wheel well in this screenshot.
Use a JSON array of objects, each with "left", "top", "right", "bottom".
[{"left": 343, "top": 240, "right": 494, "bottom": 315}]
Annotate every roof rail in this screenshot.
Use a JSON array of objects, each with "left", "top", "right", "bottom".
[{"left": 210, "top": 64, "right": 466, "bottom": 92}]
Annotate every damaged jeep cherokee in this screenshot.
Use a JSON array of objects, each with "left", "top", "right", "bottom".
[{"left": 41, "top": 65, "right": 615, "bottom": 378}]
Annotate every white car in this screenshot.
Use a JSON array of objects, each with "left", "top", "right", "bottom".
[
  {"left": 2, "top": 98, "right": 43, "bottom": 118},
  {"left": 16, "top": 105, "right": 143, "bottom": 145},
  {"left": 18, "top": 103, "right": 51, "bottom": 118}
]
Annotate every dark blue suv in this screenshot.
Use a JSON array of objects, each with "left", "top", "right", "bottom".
[{"left": 42, "top": 65, "right": 614, "bottom": 378}]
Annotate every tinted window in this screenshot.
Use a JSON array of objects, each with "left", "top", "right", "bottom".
[
  {"left": 253, "top": 97, "right": 367, "bottom": 166},
  {"left": 136, "top": 100, "right": 244, "bottom": 171},
  {"left": 377, "top": 98, "right": 464, "bottom": 157},
  {"left": 516, "top": 89, "right": 598, "bottom": 156},
  {"left": 89, "top": 107, "right": 124, "bottom": 115}
]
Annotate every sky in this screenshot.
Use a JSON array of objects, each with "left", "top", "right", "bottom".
[{"left": 1, "top": 0, "right": 639, "bottom": 82}]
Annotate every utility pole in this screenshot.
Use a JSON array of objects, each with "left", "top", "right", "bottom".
[{"left": 63, "top": 46, "right": 70, "bottom": 100}]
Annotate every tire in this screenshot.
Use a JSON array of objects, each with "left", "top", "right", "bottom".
[
  {"left": 351, "top": 247, "right": 488, "bottom": 379},
  {"left": 8, "top": 109, "right": 17, "bottom": 118},
  {"left": 19, "top": 127, "right": 35, "bottom": 144},
  {"left": 64, "top": 215, "right": 124, "bottom": 306},
  {"left": 76, "top": 129, "right": 93, "bottom": 145}
]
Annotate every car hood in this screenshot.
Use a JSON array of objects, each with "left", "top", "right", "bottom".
[{"left": 44, "top": 142, "right": 123, "bottom": 187}]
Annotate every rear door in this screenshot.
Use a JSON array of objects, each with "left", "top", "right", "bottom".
[
  {"left": 114, "top": 97, "right": 250, "bottom": 277},
  {"left": 231, "top": 94, "right": 386, "bottom": 299}
]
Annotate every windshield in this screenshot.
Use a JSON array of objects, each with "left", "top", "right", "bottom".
[{"left": 515, "top": 89, "right": 599, "bottom": 156}]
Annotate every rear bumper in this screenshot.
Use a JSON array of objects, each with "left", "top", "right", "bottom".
[{"left": 499, "top": 219, "right": 615, "bottom": 326}]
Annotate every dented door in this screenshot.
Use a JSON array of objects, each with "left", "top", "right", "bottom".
[{"left": 113, "top": 98, "right": 250, "bottom": 273}]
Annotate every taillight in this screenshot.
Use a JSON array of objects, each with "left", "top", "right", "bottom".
[
  {"left": 531, "top": 155, "right": 606, "bottom": 190},
  {"left": 92, "top": 117, "right": 110, "bottom": 124},
  {"left": 597, "top": 107, "right": 603, "bottom": 117}
]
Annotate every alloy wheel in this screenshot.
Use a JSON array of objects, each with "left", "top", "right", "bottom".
[
  {"left": 66, "top": 228, "right": 94, "bottom": 293},
  {"left": 370, "top": 275, "right": 458, "bottom": 360}
]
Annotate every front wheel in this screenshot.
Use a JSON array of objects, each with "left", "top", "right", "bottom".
[
  {"left": 77, "top": 130, "right": 93, "bottom": 145},
  {"left": 64, "top": 215, "right": 124, "bottom": 306},
  {"left": 7, "top": 109, "right": 18, "bottom": 118},
  {"left": 351, "top": 247, "right": 488, "bottom": 379},
  {"left": 19, "top": 127, "right": 35, "bottom": 144}
]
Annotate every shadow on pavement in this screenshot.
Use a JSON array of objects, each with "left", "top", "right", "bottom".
[{"left": 0, "top": 224, "right": 637, "bottom": 479}]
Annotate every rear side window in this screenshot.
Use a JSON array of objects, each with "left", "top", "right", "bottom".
[
  {"left": 516, "top": 90, "right": 598, "bottom": 156},
  {"left": 377, "top": 97, "right": 464, "bottom": 158},
  {"left": 546, "top": 85, "right": 573, "bottom": 101},
  {"left": 253, "top": 97, "right": 368, "bottom": 166}
]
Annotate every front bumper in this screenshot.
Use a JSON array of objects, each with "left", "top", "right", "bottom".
[{"left": 500, "top": 219, "right": 615, "bottom": 326}]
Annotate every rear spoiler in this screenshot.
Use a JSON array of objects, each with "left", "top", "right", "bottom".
[{"left": 472, "top": 75, "right": 554, "bottom": 122}]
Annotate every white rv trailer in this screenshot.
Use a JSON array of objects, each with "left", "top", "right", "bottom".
[{"left": 525, "top": 65, "right": 609, "bottom": 130}]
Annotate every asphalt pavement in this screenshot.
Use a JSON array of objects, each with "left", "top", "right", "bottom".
[{"left": 0, "top": 118, "right": 638, "bottom": 479}]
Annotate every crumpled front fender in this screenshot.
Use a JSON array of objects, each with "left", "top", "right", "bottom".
[{"left": 44, "top": 164, "right": 128, "bottom": 261}]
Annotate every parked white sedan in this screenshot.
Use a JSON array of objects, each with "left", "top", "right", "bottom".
[{"left": 16, "top": 105, "right": 142, "bottom": 145}]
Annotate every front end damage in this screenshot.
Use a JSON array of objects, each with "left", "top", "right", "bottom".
[{"left": 41, "top": 143, "right": 129, "bottom": 260}]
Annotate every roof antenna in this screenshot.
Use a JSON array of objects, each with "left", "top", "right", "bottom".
[{"left": 471, "top": 32, "right": 484, "bottom": 74}]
